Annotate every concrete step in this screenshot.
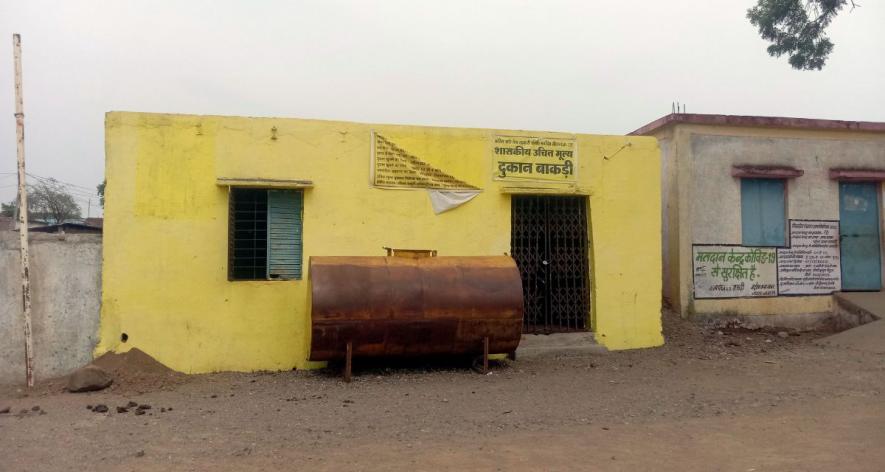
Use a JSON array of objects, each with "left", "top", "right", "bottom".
[
  {"left": 516, "top": 332, "right": 608, "bottom": 359},
  {"left": 819, "top": 291, "right": 884, "bottom": 354},
  {"left": 815, "top": 319, "right": 885, "bottom": 354},
  {"left": 832, "top": 291, "right": 884, "bottom": 331}
]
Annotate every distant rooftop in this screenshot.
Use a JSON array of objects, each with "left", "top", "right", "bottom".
[
  {"left": 84, "top": 217, "right": 103, "bottom": 228},
  {"left": 29, "top": 222, "right": 103, "bottom": 234},
  {"left": 0, "top": 216, "right": 104, "bottom": 232},
  {"left": 630, "top": 113, "right": 885, "bottom": 136}
]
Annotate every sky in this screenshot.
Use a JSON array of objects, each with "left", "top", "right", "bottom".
[{"left": 0, "top": 0, "right": 883, "bottom": 217}]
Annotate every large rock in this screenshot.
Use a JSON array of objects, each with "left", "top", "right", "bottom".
[{"left": 67, "top": 365, "right": 113, "bottom": 392}]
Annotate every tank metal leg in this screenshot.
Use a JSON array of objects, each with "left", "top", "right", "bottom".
[
  {"left": 482, "top": 337, "right": 489, "bottom": 374},
  {"left": 507, "top": 350, "right": 516, "bottom": 361},
  {"left": 344, "top": 341, "right": 353, "bottom": 383}
]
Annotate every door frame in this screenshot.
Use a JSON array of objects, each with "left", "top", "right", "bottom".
[
  {"left": 838, "top": 181, "right": 884, "bottom": 291},
  {"left": 880, "top": 182, "right": 885, "bottom": 289},
  {"left": 509, "top": 194, "right": 592, "bottom": 333}
]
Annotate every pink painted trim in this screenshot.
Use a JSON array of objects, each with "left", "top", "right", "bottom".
[
  {"left": 828, "top": 169, "right": 885, "bottom": 182},
  {"left": 731, "top": 165, "right": 804, "bottom": 179},
  {"left": 629, "top": 113, "right": 885, "bottom": 136}
]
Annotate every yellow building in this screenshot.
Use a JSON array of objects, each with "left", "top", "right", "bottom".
[{"left": 98, "top": 112, "right": 663, "bottom": 374}]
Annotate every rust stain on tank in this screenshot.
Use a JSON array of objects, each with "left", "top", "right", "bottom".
[{"left": 309, "top": 256, "right": 524, "bottom": 361}]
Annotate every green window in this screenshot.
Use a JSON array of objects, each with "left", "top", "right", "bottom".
[
  {"left": 229, "top": 188, "right": 303, "bottom": 280},
  {"left": 740, "top": 178, "right": 785, "bottom": 247}
]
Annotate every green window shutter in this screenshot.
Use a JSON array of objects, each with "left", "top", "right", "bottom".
[
  {"left": 741, "top": 178, "right": 785, "bottom": 247},
  {"left": 267, "top": 189, "right": 303, "bottom": 280}
]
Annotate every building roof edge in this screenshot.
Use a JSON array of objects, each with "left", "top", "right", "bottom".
[{"left": 629, "top": 113, "right": 885, "bottom": 136}]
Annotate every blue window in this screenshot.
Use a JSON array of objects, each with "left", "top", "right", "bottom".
[
  {"left": 229, "top": 188, "right": 303, "bottom": 280},
  {"left": 741, "top": 178, "right": 785, "bottom": 247}
]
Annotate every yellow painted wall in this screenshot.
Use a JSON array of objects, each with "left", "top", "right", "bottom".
[{"left": 99, "top": 112, "right": 663, "bottom": 373}]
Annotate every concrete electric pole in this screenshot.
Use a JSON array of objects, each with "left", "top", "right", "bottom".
[{"left": 13, "top": 33, "right": 35, "bottom": 387}]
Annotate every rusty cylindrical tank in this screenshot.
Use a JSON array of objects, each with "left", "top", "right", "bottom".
[{"left": 309, "top": 256, "right": 524, "bottom": 361}]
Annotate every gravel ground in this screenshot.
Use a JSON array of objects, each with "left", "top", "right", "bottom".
[{"left": 1, "top": 311, "right": 883, "bottom": 471}]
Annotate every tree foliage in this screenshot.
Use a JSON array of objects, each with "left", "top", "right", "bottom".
[
  {"left": 97, "top": 180, "right": 106, "bottom": 208},
  {"left": 31, "top": 179, "right": 82, "bottom": 223},
  {"left": 747, "top": 0, "right": 854, "bottom": 70},
  {"left": 0, "top": 201, "right": 15, "bottom": 217},
  {"left": 2, "top": 179, "right": 82, "bottom": 224}
]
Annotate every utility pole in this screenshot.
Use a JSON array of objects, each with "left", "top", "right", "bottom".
[{"left": 13, "top": 33, "right": 34, "bottom": 387}]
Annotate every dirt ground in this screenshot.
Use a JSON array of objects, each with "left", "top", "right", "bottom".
[{"left": 2, "top": 312, "right": 884, "bottom": 472}]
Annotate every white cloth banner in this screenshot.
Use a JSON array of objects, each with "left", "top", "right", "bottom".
[{"left": 427, "top": 190, "right": 480, "bottom": 214}]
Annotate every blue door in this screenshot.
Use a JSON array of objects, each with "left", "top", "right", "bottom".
[{"left": 839, "top": 182, "right": 882, "bottom": 291}]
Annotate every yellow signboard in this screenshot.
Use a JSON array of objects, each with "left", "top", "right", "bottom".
[
  {"left": 372, "top": 132, "right": 479, "bottom": 190},
  {"left": 492, "top": 134, "right": 577, "bottom": 182}
]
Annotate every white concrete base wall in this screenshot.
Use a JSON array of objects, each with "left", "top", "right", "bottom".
[
  {"left": 689, "top": 134, "right": 885, "bottom": 244},
  {"left": 1, "top": 232, "right": 101, "bottom": 385},
  {"left": 679, "top": 132, "right": 885, "bottom": 315}
]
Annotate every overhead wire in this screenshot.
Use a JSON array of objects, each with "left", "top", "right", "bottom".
[
  {"left": 26, "top": 172, "right": 97, "bottom": 192},
  {"left": 1, "top": 173, "right": 101, "bottom": 217},
  {"left": 24, "top": 174, "right": 98, "bottom": 197}
]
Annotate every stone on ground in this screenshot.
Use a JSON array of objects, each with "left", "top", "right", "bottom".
[{"left": 67, "top": 365, "right": 113, "bottom": 393}]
